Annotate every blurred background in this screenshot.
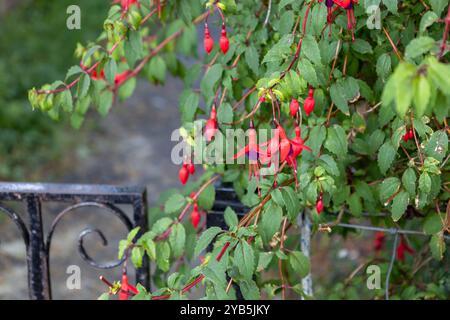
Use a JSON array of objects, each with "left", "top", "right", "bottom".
[{"left": 0, "top": 0, "right": 446, "bottom": 300}]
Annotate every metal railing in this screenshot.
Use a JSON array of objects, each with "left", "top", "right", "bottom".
[{"left": 0, "top": 182, "right": 149, "bottom": 300}]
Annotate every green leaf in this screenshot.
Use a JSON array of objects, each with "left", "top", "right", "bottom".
[
  {"left": 151, "top": 217, "right": 173, "bottom": 235},
  {"left": 379, "top": 177, "right": 401, "bottom": 203},
  {"left": 351, "top": 39, "right": 373, "bottom": 54},
  {"left": 66, "top": 65, "right": 84, "bottom": 80},
  {"left": 194, "top": 227, "right": 222, "bottom": 257},
  {"left": 347, "top": 193, "right": 363, "bottom": 217},
  {"left": 257, "top": 252, "right": 274, "bottom": 272},
  {"left": 164, "top": 194, "right": 186, "bottom": 214},
  {"left": 402, "top": 168, "right": 416, "bottom": 196},
  {"left": 405, "top": 36, "right": 436, "bottom": 60},
  {"left": 118, "top": 240, "right": 128, "bottom": 259},
  {"left": 169, "top": 223, "right": 186, "bottom": 258},
  {"left": 224, "top": 206, "right": 239, "bottom": 228},
  {"left": 301, "top": 35, "right": 321, "bottom": 65},
  {"left": 395, "top": 75, "right": 413, "bottom": 118},
  {"left": 118, "top": 77, "right": 136, "bottom": 100},
  {"left": 245, "top": 46, "right": 259, "bottom": 75},
  {"left": 289, "top": 251, "right": 310, "bottom": 278},
  {"left": 413, "top": 76, "right": 430, "bottom": 117},
  {"left": 239, "top": 279, "right": 260, "bottom": 300},
  {"left": 148, "top": 56, "right": 167, "bottom": 83},
  {"left": 271, "top": 189, "right": 285, "bottom": 207},
  {"left": 57, "top": 90, "right": 74, "bottom": 113},
  {"left": 297, "top": 59, "right": 319, "bottom": 87},
  {"left": 262, "top": 34, "right": 293, "bottom": 64},
  {"left": 425, "top": 130, "right": 448, "bottom": 162},
  {"left": 306, "top": 125, "right": 326, "bottom": 158},
  {"left": 419, "top": 11, "right": 439, "bottom": 33},
  {"left": 429, "top": 0, "right": 448, "bottom": 16},
  {"left": 391, "top": 191, "right": 409, "bottom": 221},
  {"left": 197, "top": 184, "right": 215, "bottom": 210},
  {"left": 127, "top": 226, "right": 141, "bottom": 243},
  {"left": 282, "top": 186, "right": 300, "bottom": 221},
  {"left": 419, "top": 172, "right": 431, "bottom": 193},
  {"left": 156, "top": 242, "right": 171, "bottom": 272},
  {"left": 430, "top": 233, "right": 446, "bottom": 260},
  {"left": 203, "top": 261, "right": 227, "bottom": 288},
  {"left": 98, "top": 90, "right": 113, "bottom": 116},
  {"left": 217, "top": 103, "right": 234, "bottom": 128},
  {"left": 260, "top": 201, "right": 283, "bottom": 245},
  {"left": 382, "top": 0, "right": 398, "bottom": 14},
  {"left": 278, "top": 10, "right": 295, "bottom": 35},
  {"left": 318, "top": 154, "right": 339, "bottom": 176},
  {"left": 324, "top": 125, "right": 348, "bottom": 159},
  {"left": 131, "top": 246, "right": 144, "bottom": 268},
  {"left": 376, "top": 53, "right": 392, "bottom": 81},
  {"left": 377, "top": 141, "right": 396, "bottom": 175},
  {"left": 180, "top": 91, "right": 199, "bottom": 124},
  {"left": 423, "top": 214, "right": 444, "bottom": 235},
  {"left": 104, "top": 58, "right": 117, "bottom": 85},
  {"left": 234, "top": 240, "right": 255, "bottom": 280},
  {"left": 77, "top": 73, "right": 91, "bottom": 99},
  {"left": 330, "top": 82, "right": 349, "bottom": 115}
]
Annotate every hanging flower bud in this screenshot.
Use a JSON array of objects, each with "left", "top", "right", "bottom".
[
  {"left": 204, "top": 24, "right": 214, "bottom": 54},
  {"left": 316, "top": 195, "right": 324, "bottom": 214},
  {"left": 303, "top": 88, "right": 316, "bottom": 116},
  {"left": 191, "top": 203, "right": 201, "bottom": 228},
  {"left": 290, "top": 98, "right": 300, "bottom": 117},
  {"left": 188, "top": 162, "right": 195, "bottom": 175},
  {"left": 219, "top": 24, "right": 229, "bottom": 55},
  {"left": 179, "top": 163, "right": 189, "bottom": 185},
  {"left": 402, "top": 128, "right": 414, "bottom": 142},
  {"left": 204, "top": 105, "right": 218, "bottom": 142}
]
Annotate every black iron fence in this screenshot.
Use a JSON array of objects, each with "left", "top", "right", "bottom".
[{"left": 0, "top": 183, "right": 149, "bottom": 300}]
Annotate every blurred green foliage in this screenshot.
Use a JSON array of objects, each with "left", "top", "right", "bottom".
[{"left": 0, "top": 0, "right": 108, "bottom": 179}]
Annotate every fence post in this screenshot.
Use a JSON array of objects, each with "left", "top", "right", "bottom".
[
  {"left": 132, "top": 192, "right": 150, "bottom": 291},
  {"left": 26, "top": 195, "right": 51, "bottom": 300},
  {"left": 298, "top": 211, "right": 313, "bottom": 299}
]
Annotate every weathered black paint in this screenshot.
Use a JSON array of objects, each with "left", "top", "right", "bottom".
[{"left": 0, "top": 182, "right": 149, "bottom": 300}]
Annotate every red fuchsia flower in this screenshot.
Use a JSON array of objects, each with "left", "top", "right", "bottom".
[
  {"left": 260, "top": 122, "right": 311, "bottom": 167},
  {"left": 113, "top": 0, "right": 139, "bottom": 12},
  {"left": 115, "top": 70, "right": 130, "bottom": 87},
  {"left": 191, "top": 203, "right": 201, "bottom": 228},
  {"left": 290, "top": 98, "right": 300, "bottom": 117},
  {"left": 179, "top": 163, "right": 189, "bottom": 185},
  {"left": 373, "top": 231, "right": 385, "bottom": 252},
  {"left": 333, "top": 0, "right": 357, "bottom": 41},
  {"left": 204, "top": 105, "right": 218, "bottom": 142},
  {"left": 303, "top": 88, "right": 316, "bottom": 116},
  {"left": 119, "top": 273, "right": 138, "bottom": 300},
  {"left": 234, "top": 121, "right": 263, "bottom": 184},
  {"left": 257, "top": 122, "right": 311, "bottom": 187},
  {"left": 286, "top": 125, "right": 312, "bottom": 183},
  {"left": 91, "top": 69, "right": 105, "bottom": 81},
  {"left": 396, "top": 237, "right": 414, "bottom": 262},
  {"left": 219, "top": 24, "right": 230, "bottom": 55},
  {"left": 204, "top": 24, "right": 214, "bottom": 54}
]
